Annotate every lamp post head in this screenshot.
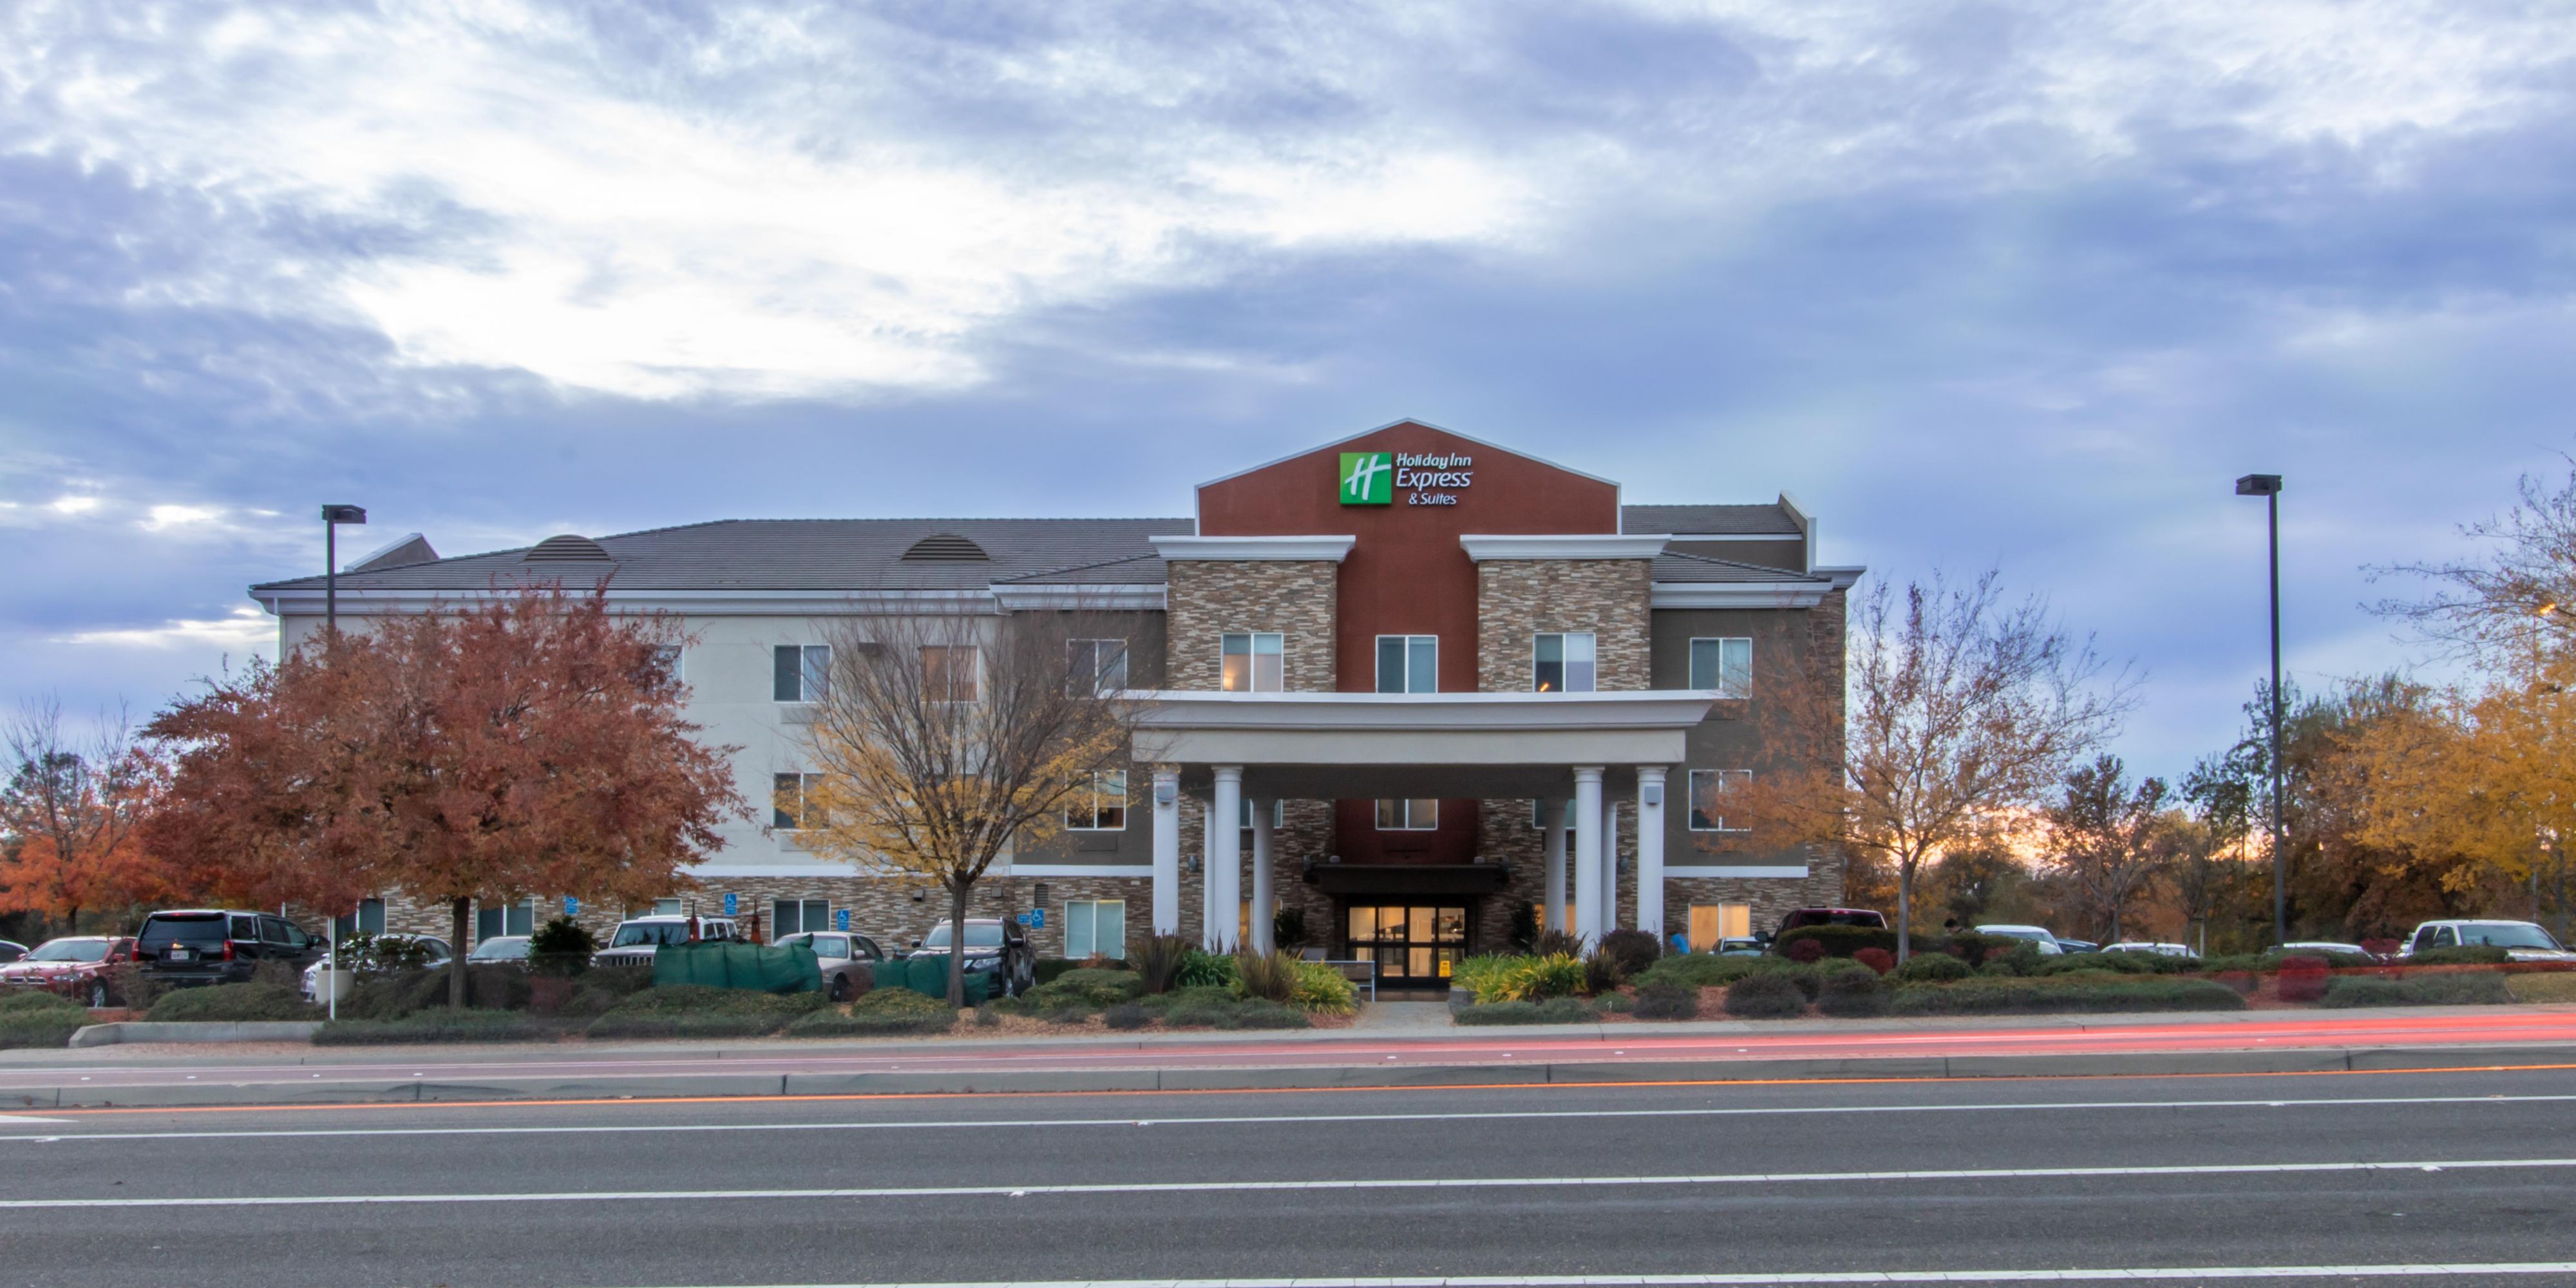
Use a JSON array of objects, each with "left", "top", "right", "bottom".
[
  {"left": 321, "top": 504, "right": 368, "bottom": 524},
  {"left": 2234, "top": 474, "right": 2284, "bottom": 497}
]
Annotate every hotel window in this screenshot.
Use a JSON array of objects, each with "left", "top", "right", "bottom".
[
  {"left": 1375, "top": 635, "right": 1438, "bottom": 694},
  {"left": 923, "top": 645, "right": 979, "bottom": 702},
  {"left": 1239, "top": 797, "right": 1285, "bottom": 829},
  {"left": 1221, "top": 632, "right": 1283, "bottom": 692},
  {"left": 1533, "top": 632, "right": 1596, "bottom": 692},
  {"left": 1689, "top": 903, "right": 1753, "bottom": 952},
  {"left": 334, "top": 898, "right": 388, "bottom": 940},
  {"left": 1065, "top": 899, "right": 1128, "bottom": 960},
  {"left": 1689, "top": 637, "right": 1753, "bottom": 698},
  {"left": 773, "top": 645, "right": 829, "bottom": 701},
  {"left": 475, "top": 900, "right": 536, "bottom": 943},
  {"left": 1376, "top": 798, "right": 1439, "bottom": 830},
  {"left": 1067, "top": 638, "right": 1128, "bottom": 697},
  {"left": 772, "top": 772, "right": 826, "bottom": 830},
  {"left": 773, "top": 898, "right": 831, "bottom": 937},
  {"left": 1068, "top": 770, "right": 1128, "bottom": 830},
  {"left": 1689, "top": 768, "right": 1752, "bottom": 832}
]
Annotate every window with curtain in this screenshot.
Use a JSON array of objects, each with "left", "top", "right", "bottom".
[
  {"left": 1221, "top": 632, "right": 1283, "bottom": 692},
  {"left": 1065, "top": 900, "right": 1128, "bottom": 960},
  {"left": 922, "top": 645, "right": 979, "bottom": 702},
  {"left": 1534, "top": 632, "right": 1596, "bottom": 692}
]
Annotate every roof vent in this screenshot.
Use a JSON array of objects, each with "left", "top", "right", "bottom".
[
  {"left": 524, "top": 534, "right": 613, "bottom": 562},
  {"left": 902, "top": 533, "right": 989, "bottom": 561}
]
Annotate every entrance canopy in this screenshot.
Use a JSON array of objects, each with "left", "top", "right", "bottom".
[{"left": 1130, "top": 690, "right": 1713, "bottom": 799}]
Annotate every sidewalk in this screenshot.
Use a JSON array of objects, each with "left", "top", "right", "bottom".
[{"left": 7, "top": 1005, "right": 2576, "bottom": 1110}]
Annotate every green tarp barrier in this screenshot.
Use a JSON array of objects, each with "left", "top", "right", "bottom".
[
  {"left": 873, "top": 953, "right": 992, "bottom": 1005},
  {"left": 650, "top": 941, "right": 823, "bottom": 994}
]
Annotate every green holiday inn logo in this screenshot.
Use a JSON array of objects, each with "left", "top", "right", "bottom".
[{"left": 1338, "top": 451, "right": 1394, "bottom": 505}]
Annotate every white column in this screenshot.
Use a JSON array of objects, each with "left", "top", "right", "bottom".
[
  {"left": 1249, "top": 796, "right": 1277, "bottom": 954},
  {"left": 1637, "top": 767, "right": 1667, "bottom": 949},
  {"left": 1540, "top": 799, "right": 1567, "bottom": 934},
  {"left": 1571, "top": 767, "right": 1605, "bottom": 946},
  {"left": 1151, "top": 768, "right": 1180, "bottom": 936},
  {"left": 1210, "top": 766, "right": 1244, "bottom": 952},
  {"left": 1600, "top": 794, "right": 1620, "bottom": 931},
  {"left": 1198, "top": 797, "right": 1218, "bottom": 949}
]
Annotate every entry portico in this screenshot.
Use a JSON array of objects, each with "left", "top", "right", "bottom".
[{"left": 1135, "top": 690, "right": 1712, "bottom": 951}]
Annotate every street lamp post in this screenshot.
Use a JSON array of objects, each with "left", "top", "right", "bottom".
[
  {"left": 321, "top": 504, "right": 368, "bottom": 649},
  {"left": 2235, "top": 473, "right": 2286, "bottom": 947}
]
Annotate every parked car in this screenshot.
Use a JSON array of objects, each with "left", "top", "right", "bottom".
[
  {"left": 301, "top": 934, "right": 451, "bottom": 1001},
  {"left": 592, "top": 915, "right": 742, "bottom": 969},
  {"left": 2400, "top": 919, "right": 2576, "bottom": 963},
  {"left": 907, "top": 918, "right": 1034, "bottom": 997},
  {"left": 133, "top": 910, "right": 325, "bottom": 987},
  {"left": 0, "top": 936, "right": 135, "bottom": 1007},
  {"left": 2280, "top": 940, "right": 2374, "bottom": 960},
  {"left": 2102, "top": 941, "right": 2197, "bottom": 958},
  {"left": 1772, "top": 907, "right": 1888, "bottom": 937},
  {"left": 1975, "top": 924, "right": 2067, "bottom": 955},
  {"left": 1714, "top": 936, "right": 1766, "bottom": 957},
  {"left": 0, "top": 939, "right": 25, "bottom": 963},
  {"left": 2053, "top": 938, "right": 2101, "bottom": 954},
  {"left": 468, "top": 935, "right": 534, "bottom": 965},
  {"left": 776, "top": 930, "right": 889, "bottom": 1001}
]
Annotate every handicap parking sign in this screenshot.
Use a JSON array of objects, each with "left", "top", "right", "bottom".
[
  {"left": 1028, "top": 908, "right": 1045, "bottom": 929},
  {"left": 835, "top": 908, "right": 850, "bottom": 931},
  {"left": 563, "top": 896, "right": 578, "bottom": 917},
  {"left": 722, "top": 892, "right": 737, "bottom": 917}
]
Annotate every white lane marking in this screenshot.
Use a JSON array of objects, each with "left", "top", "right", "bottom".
[
  {"left": 0, "top": 1115, "right": 71, "bottom": 1124},
  {"left": 591, "top": 1267, "right": 2576, "bottom": 1287},
  {"left": 9, "top": 1092, "right": 2576, "bottom": 1143},
  {"left": 5, "top": 1155, "right": 2571, "bottom": 1208}
]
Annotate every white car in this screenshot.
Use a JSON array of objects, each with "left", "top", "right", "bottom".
[
  {"left": 2102, "top": 942, "right": 2197, "bottom": 958},
  {"left": 469, "top": 935, "right": 533, "bottom": 965},
  {"left": 2280, "top": 940, "right": 2374, "bottom": 960},
  {"left": 593, "top": 915, "right": 742, "bottom": 968},
  {"left": 2400, "top": 920, "right": 2576, "bottom": 963},
  {"left": 302, "top": 934, "right": 451, "bottom": 1000},
  {"left": 1975, "top": 924, "right": 2065, "bottom": 955}
]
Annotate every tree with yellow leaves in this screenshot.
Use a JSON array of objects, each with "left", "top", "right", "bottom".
[{"left": 794, "top": 609, "right": 1142, "bottom": 1004}]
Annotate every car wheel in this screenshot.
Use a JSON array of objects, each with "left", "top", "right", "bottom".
[
  {"left": 828, "top": 975, "right": 850, "bottom": 1003},
  {"left": 88, "top": 981, "right": 108, "bottom": 1009}
]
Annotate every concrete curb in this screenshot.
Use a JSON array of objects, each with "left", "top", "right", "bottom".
[
  {"left": 17, "top": 1041, "right": 2576, "bottom": 1110},
  {"left": 67, "top": 1021, "right": 324, "bottom": 1048}
]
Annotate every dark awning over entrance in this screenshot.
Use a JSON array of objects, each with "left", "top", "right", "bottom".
[{"left": 1303, "top": 862, "right": 1512, "bottom": 897}]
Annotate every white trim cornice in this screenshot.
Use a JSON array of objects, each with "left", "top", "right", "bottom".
[
  {"left": 1461, "top": 535, "right": 1668, "bottom": 562},
  {"left": 1649, "top": 582, "right": 1837, "bottom": 609},
  {"left": 1150, "top": 535, "right": 1356, "bottom": 563},
  {"left": 1133, "top": 688, "right": 1714, "bottom": 733},
  {"left": 991, "top": 584, "right": 1166, "bottom": 612},
  {"left": 1666, "top": 864, "right": 1811, "bottom": 879},
  {"left": 251, "top": 587, "right": 1007, "bottom": 618}
]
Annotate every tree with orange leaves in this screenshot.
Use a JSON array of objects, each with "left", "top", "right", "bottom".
[
  {"left": 146, "top": 582, "right": 750, "bottom": 1005},
  {"left": 0, "top": 698, "right": 172, "bottom": 933}
]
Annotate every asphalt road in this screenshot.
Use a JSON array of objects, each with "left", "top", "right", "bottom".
[{"left": 6, "top": 1068, "right": 2576, "bottom": 1286}]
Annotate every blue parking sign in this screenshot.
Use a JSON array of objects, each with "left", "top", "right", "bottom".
[
  {"left": 722, "top": 892, "right": 737, "bottom": 917},
  {"left": 835, "top": 908, "right": 850, "bottom": 931},
  {"left": 1014, "top": 912, "right": 1031, "bottom": 927},
  {"left": 563, "top": 896, "right": 579, "bottom": 917},
  {"left": 1028, "top": 908, "right": 1046, "bottom": 929}
]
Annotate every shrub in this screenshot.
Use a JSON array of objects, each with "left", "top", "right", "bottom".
[
  {"left": 2510, "top": 972, "right": 2576, "bottom": 1003},
  {"left": 786, "top": 987, "right": 958, "bottom": 1036},
  {"left": 1133, "top": 934, "right": 1195, "bottom": 994},
  {"left": 1012, "top": 981, "right": 1106, "bottom": 1014},
  {"left": 1231, "top": 1000, "right": 1310, "bottom": 1029},
  {"left": 1942, "top": 932, "right": 2027, "bottom": 968},
  {"left": 2040, "top": 952, "right": 2158, "bottom": 976},
  {"left": 1774, "top": 925, "right": 1897, "bottom": 958},
  {"left": 1533, "top": 996, "right": 1594, "bottom": 1023},
  {"left": 1633, "top": 981, "right": 1698, "bottom": 1020},
  {"left": 1895, "top": 953, "right": 1970, "bottom": 983},
  {"left": 1139, "top": 985, "right": 1236, "bottom": 1011},
  {"left": 1452, "top": 954, "right": 1519, "bottom": 1003},
  {"left": 1977, "top": 943, "right": 2047, "bottom": 977},
  {"left": 586, "top": 985, "right": 826, "bottom": 1039},
  {"left": 341, "top": 965, "right": 535, "bottom": 1018},
  {"left": 0, "top": 1012, "right": 83, "bottom": 1048},
  {"left": 1817, "top": 967, "right": 1890, "bottom": 1018},
  {"left": 1724, "top": 972, "right": 1810, "bottom": 1019},
  {"left": 1580, "top": 949, "right": 1622, "bottom": 996},
  {"left": 1290, "top": 962, "right": 1359, "bottom": 1016},
  {"left": 2322, "top": 972, "right": 2513, "bottom": 1008},
  {"left": 1783, "top": 938, "right": 1826, "bottom": 964},
  {"left": 1231, "top": 951, "right": 1303, "bottom": 1004},
  {"left": 147, "top": 983, "right": 316, "bottom": 1023},
  {"left": 1032, "top": 958, "right": 1081, "bottom": 987},
  {"left": 1490, "top": 954, "right": 1586, "bottom": 1003},
  {"left": 1633, "top": 954, "right": 1781, "bottom": 989},
  {"left": 2409, "top": 945, "right": 2514, "bottom": 967},
  {"left": 0, "top": 990, "right": 84, "bottom": 1017},
  {"left": 314, "top": 1010, "right": 556, "bottom": 1045},
  {"left": 1784, "top": 969, "right": 1826, "bottom": 1001},
  {"left": 1274, "top": 906, "right": 1309, "bottom": 951},
  {"left": 1852, "top": 947, "right": 1896, "bottom": 976},
  {"left": 1176, "top": 950, "right": 1238, "bottom": 990},
  {"left": 2275, "top": 956, "right": 2331, "bottom": 1003},
  {"left": 1104, "top": 1002, "right": 1151, "bottom": 1029},
  {"left": 1052, "top": 968, "right": 1144, "bottom": 1005},
  {"left": 1531, "top": 929, "right": 1584, "bottom": 958},
  {"left": 1593, "top": 990, "right": 1636, "bottom": 1014},
  {"left": 1599, "top": 929, "right": 1663, "bottom": 978},
  {"left": 1454, "top": 1001, "right": 1545, "bottom": 1025},
  {"left": 527, "top": 917, "right": 599, "bottom": 978},
  {"left": 1892, "top": 976, "right": 2247, "bottom": 1016},
  {"left": 1043, "top": 1005, "right": 1091, "bottom": 1025}
]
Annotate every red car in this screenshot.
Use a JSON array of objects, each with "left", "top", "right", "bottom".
[{"left": 0, "top": 936, "right": 136, "bottom": 1009}]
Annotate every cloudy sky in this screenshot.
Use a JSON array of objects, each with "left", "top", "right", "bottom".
[{"left": 3, "top": 0, "right": 2570, "bottom": 777}]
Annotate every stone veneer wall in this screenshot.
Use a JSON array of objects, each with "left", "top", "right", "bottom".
[
  {"left": 1476, "top": 558, "right": 1653, "bottom": 693},
  {"left": 1162, "top": 560, "right": 1339, "bottom": 692}
]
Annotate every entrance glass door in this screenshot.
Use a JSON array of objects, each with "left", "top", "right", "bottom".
[{"left": 1345, "top": 905, "right": 1468, "bottom": 987}]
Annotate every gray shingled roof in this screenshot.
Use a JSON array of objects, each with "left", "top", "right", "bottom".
[
  {"left": 252, "top": 518, "right": 1196, "bottom": 594},
  {"left": 1622, "top": 504, "right": 1802, "bottom": 537},
  {"left": 1649, "top": 549, "right": 1816, "bottom": 583}
]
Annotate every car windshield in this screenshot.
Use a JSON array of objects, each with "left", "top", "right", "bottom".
[
  {"left": 469, "top": 938, "right": 529, "bottom": 960},
  {"left": 610, "top": 923, "right": 690, "bottom": 948},
  {"left": 27, "top": 940, "right": 109, "bottom": 963},
  {"left": 2462, "top": 923, "right": 2564, "bottom": 950},
  {"left": 138, "top": 915, "right": 226, "bottom": 947},
  {"left": 920, "top": 923, "right": 1005, "bottom": 949}
]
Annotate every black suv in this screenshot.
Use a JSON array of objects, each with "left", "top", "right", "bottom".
[{"left": 134, "top": 910, "right": 325, "bottom": 987}]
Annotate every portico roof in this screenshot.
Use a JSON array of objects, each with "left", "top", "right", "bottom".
[{"left": 1130, "top": 690, "right": 1712, "bottom": 799}]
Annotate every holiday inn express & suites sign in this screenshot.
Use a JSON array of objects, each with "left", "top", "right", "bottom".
[{"left": 1339, "top": 451, "right": 1473, "bottom": 507}]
